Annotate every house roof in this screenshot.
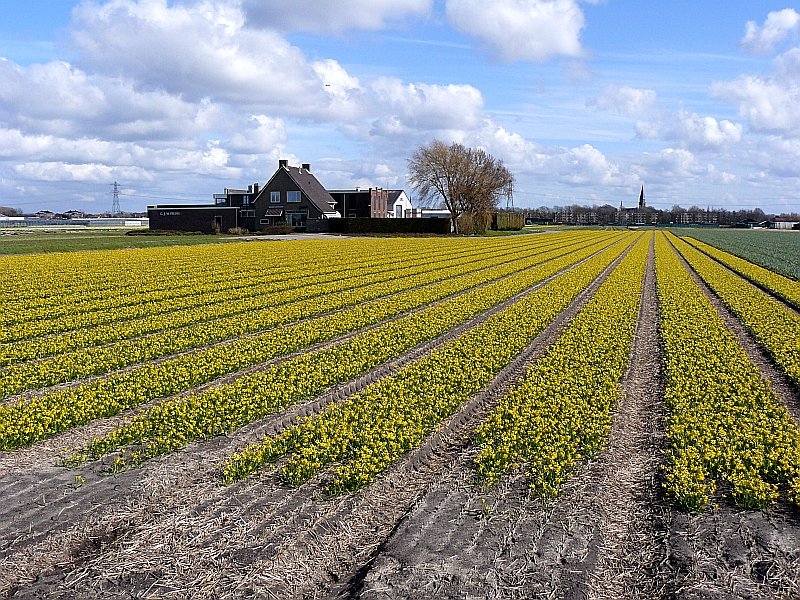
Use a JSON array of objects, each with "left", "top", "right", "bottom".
[
  {"left": 255, "top": 162, "right": 338, "bottom": 216},
  {"left": 387, "top": 190, "right": 405, "bottom": 203},
  {"left": 285, "top": 165, "right": 338, "bottom": 215}
]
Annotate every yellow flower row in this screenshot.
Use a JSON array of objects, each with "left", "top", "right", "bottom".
[
  {"left": 2, "top": 235, "right": 541, "bottom": 341},
  {"left": 473, "top": 233, "right": 650, "bottom": 496},
  {"left": 669, "top": 233, "right": 800, "bottom": 388},
  {"left": 2, "top": 233, "right": 624, "bottom": 450},
  {"left": 74, "top": 234, "right": 634, "bottom": 469},
  {"left": 655, "top": 232, "right": 800, "bottom": 510},
  {"left": 0, "top": 233, "right": 610, "bottom": 397},
  {"left": 1, "top": 237, "right": 453, "bottom": 310},
  {"left": 217, "top": 234, "right": 639, "bottom": 490},
  {"left": 2, "top": 233, "right": 576, "bottom": 364},
  {"left": 681, "top": 235, "right": 800, "bottom": 310}
]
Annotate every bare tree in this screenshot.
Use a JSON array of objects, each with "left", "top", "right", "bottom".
[{"left": 407, "top": 140, "right": 514, "bottom": 234}]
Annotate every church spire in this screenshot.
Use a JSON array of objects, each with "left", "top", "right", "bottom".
[{"left": 638, "top": 185, "right": 645, "bottom": 209}]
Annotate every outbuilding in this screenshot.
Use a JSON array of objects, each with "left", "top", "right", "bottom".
[{"left": 147, "top": 205, "right": 238, "bottom": 233}]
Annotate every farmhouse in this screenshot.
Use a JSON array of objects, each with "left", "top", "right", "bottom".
[{"left": 149, "top": 160, "right": 341, "bottom": 232}]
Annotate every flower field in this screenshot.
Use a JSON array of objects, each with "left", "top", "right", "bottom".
[{"left": 1, "top": 229, "right": 799, "bottom": 599}]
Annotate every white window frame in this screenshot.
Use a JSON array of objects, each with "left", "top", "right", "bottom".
[
  {"left": 270, "top": 191, "right": 281, "bottom": 203},
  {"left": 287, "top": 191, "right": 301, "bottom": 203}
]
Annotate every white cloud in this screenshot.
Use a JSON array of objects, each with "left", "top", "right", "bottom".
[
  {"left": 640, "top": 148, "right": 706, "bottom": 183},
  {"left": 712, "top": 74, "right": 800, "bottom": 136},
  {"left": 774, "top": 47, "right": 800, "bottom": 80},
  {"left": 70, "top": 0, "right": 324, "bottom": 107},
  {"left": 445, "top": 0, "right": 586, "bottom": 62},
  {"left": 368, "top": 78, "right": 484, "bottom": 136},
  {"left": 13, "top": 161, "right": 153, "bottom": 183},
  {"left": 667, "top": 110, "right": 742, "bottom": 150},
  {"left": 590, "top": 85, "right": 657, "bottom": 117},
  {"left": 227, "top": 115, "right": 287, "bottom": 153},
  {"left": 0, "top": 58, "right": 224, "bottom": 140},
  {"left": 741, "top": 8, "right": 800, "bottom": 55},
  {"left": 241, "top": 0, "right": 432, "bottom": 34},
  {"left": 504, "top": 140, "right": 628, "bottom": 187}
]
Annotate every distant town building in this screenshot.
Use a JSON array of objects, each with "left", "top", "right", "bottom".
[{"left": 618, "top": 186, "right": 657, "bottom": 225}]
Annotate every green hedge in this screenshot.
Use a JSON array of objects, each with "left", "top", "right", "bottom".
[{"left": 312, "top": 218, "right": 451, "bottom": 235}]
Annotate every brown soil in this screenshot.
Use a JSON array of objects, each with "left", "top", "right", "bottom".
[{"left": 2, "top": 236, "right": 799, "bottom": 600}]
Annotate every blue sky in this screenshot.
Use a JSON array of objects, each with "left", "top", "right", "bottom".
[{"left": 1, "top": 1, "right": 799, "bottom": 214}]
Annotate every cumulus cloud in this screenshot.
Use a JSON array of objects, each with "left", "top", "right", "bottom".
[
  {"left": 368, "top": 78, "right": 484, "bottom": 136},
  {"left": 445, "top": 0, "right": 586, "bottom": 62},
  {"left": 741, "top": 8, "right": 800, "bottom": 55},
  {"left": 643, "top": 148, "right": 701, "bottom": 181},
  {"left": 241, "top": 0, "right": 432, "bottom": 34},
  {"left": 666, "top": 110, "right": 742, "bottom": 150},
  {"left": 0, "top": 59, "right": 218, "bottom": 141},
  {"left": 590, "top": 85, "right": 658, "bottom": 117},
  {"left": 70, "top": 0, "right": 324, "bottom": 107},
  {"left": 712, "top": 74, "right": 800, "bottom": 136},
  {"left": 13, "top": 162, "right": 153, "bottom": 183}
]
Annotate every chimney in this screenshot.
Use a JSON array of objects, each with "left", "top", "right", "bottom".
[
  {"left": 301, "top": 163, "right": 311, "bottom": 172},
  {"left": 253, "top": 182, "right": 259, "bottom": 195},
  {"left": 279, "top": 159, "right": 288, "bottom": 168}
]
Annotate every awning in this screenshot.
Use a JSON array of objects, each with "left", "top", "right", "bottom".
[{"left": 263, "top": 208, "right": 283, "bottom": 217}]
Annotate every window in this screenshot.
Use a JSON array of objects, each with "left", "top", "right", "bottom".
[
  {"left": 287, "top": 191, "right": 301, "bottom": 203},
  {"left": 242, "top": 195, "right": 250, "bottom": 206},
  {"left": 286, "top": 211, "right": 307, "bottom": 226},
  {"left": 240, "top": 209, "right": 255, "bottom": 217},
  {"left": 270, "top": 191, "right": 280, "bottom": 203}
]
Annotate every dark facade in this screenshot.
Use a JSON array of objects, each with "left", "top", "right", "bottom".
[
  {"left": 328, "top": 188, "right": 390, "bottom": 219},
  {"left": 247, "top": 161, "right": 338, "bottom": 228},
  {"left": 147, "top": 205, "right": 238, "bottom": 233},
  {"left": 212, "top": 185, "right": 260, "bottom": 228}
]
